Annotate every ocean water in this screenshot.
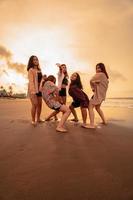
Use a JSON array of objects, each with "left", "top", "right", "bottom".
[
  {"left": 68, "top": 97, "right": 133, "bottom": 109},
  {"left": 103, "top": 98, "right": 133, "bottom": 109}
]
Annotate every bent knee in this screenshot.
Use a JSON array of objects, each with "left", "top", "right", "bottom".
[
  {"left": 63, "top": 105, "right": 71, "bottom": 113},
  {"left": 95, "top": 106, "right": 100, "bottom": 111}
]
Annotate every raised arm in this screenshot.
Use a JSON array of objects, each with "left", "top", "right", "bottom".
[{"left": 56, "top": 63, "right": 62, "bottom": 74}]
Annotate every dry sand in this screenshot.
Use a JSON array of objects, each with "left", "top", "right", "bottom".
[{"left": 0, "top": 99, "right": 133, "bottom": 200}]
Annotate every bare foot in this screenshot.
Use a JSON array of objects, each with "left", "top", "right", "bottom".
[
  {"left": 45, "top": 118, "right": 53, "bottom": 121},
  {"left": 85, "top": 124, "right": 96, "bottom": 129},
  {"left": 56, "top": 127, "right": 67, "bottom": 133},
  {"left": 81, "top": 124, "right": 91, "bottom": 129},
  {"left": 31, "top": 121, "right": 37, "bottom": 126},
  {"left": 37, "top": 119, "right": 45, "bottom": 123},
  {"left": 54, "top": 116, "right": 59, "bottom": 121},
  {"left": 100, "top": 121, "right": 107, "bottom": 125},
  {"left": 70, "top": 118, "right": 79, "bottom": 122}
]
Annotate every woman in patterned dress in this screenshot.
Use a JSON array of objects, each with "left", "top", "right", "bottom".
[{"left": 41, "top": 75, "right": 71, "bottom": 132}]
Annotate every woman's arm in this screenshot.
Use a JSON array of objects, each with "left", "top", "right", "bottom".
[
  {"left": 39, "top": 75, "right": 47, "bottom": 92},
  {"left": 91, "top": 73, "right": 103, "bottom": 83},
  {"left": 90, "top": 73, "right": 102, "bottom": 91},
  {"left": 56, "top": 63, "right": 62, "bottom": 73},
  {"left": 56, "top": 64, "right": 64, "bottom": 88},
  {"left": 28, "top": 69, "right": 36, "bottom": 94}
]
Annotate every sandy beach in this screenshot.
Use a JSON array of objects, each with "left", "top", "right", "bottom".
[{"left": 0, "top": 99, "right": 133, "bottom": 200}]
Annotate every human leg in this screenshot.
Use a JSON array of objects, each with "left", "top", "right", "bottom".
[
  {"left": 45, "top": 110, "right": 59, "bottom": 121},
  {"left": 69, "top": 104, "right": 79, "bottom": 122},
  {"left": 30, "top": 94, "right": 38, "bottom": 124},
  {"left": 88, "top": 103, "right": 95, "bottom": 128},
  {"left": 80, "top": 107, "right": 87, "bottom": 125},
  {"left": 37, "top": 96, "right": 43, "bottom": 122},
  {"left": 56, "top": 105, "right": 71, "bottom": 132},
  {"left": 95, "top": 104, "right": 107, "bottom": 124}
]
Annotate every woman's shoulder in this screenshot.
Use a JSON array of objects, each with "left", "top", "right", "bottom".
[
  {"left": 70, "top": 84, "right": 77, "bottom": 88},
  {"left": 28, "top": 68, "right": 36, "bottom": 73},
  {"left": 29, "top": 68, "right": 34, "bottom": 72},
  {"left": 99, "top": 72, "right": 108, "bottom": 80},
  {"left": 99, "top": 72, "right": 106, "bottom": 76},
  {"left": 70, "top": 84, "right": 81, "bottom": 91},
  {"left": 94, "top": 72, "right": 105, "bottom": 78}
]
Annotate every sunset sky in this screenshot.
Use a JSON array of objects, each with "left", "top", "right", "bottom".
[{"left": 0, "top": 0, "right": 133, "bottom": 97}]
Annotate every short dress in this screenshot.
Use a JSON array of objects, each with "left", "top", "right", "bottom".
[
  {"left": 59, "top": 76, "right": 68, "bottom": 97},
  {"left": 57, "top": 72, "right": 68, "bottom": 97},
  {"left": 69, "top": 85, "right": 89, "bottom": 108},
  {"left": 28, "top": 68, "right": 42, "bottom": 97},
  {"left": 42, "top": 81, "right": 62, "bottom": 111},
  {"left": 90, "top": 72, "right": 109, "bottom": 105}
]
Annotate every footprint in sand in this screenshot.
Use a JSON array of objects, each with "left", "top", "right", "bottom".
[
  {"left": 17, "top": 119, "right": 29, "bottom": 124},
  {"left": 10, "top": 120, "right": 14, "bottom": 123}
]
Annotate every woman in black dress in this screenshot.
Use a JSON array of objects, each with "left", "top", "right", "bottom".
[{"left": 69, "top": 72, "right": 90, "bottom": 128}]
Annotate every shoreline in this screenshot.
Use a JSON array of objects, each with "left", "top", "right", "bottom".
[{"left": 0, "top": 98, "right": 133, "bottom": 128}]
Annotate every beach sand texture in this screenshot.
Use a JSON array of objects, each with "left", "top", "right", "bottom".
[{"left": 0, "top": 99, "right": 133, "bottom": 200}]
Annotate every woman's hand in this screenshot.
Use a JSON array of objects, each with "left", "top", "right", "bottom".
[
  {"left": 36, "top": 91, "right": 42, "bottom": 96},
  {"left": 56, "top": 63, "right": 61, "bottom": 67},
  {"left": 92, "top": 80, "right": 100, "bottom": 84}
]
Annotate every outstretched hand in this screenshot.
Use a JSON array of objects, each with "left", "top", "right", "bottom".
[{"left": 56, "top": 63, "right": 61, "bottom": 67}]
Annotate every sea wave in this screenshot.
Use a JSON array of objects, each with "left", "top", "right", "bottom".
[{"left": 103, "top": 98, "right": 133, "bottom": 109}]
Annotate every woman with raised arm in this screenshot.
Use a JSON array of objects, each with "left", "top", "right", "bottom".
[
  {"left": 89, "top": 63, "right": 109, "bottom": 128},
  {"left": 56, "top": 63, "right": 69, "bottom": 104},
  {"left": 27, "top": 55, "right": 43, "bottom": 126}
]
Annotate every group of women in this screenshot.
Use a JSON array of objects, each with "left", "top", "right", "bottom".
[{"left": 27, "top": 55, "right": 109, "bottom": 132}]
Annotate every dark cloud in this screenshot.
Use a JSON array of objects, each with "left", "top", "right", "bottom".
[
  {"left": 0, "top": 44, "right": 26, "bottom": 75},
  {"left": 108, "top": 67, "right": 127, "bottom": 82},
  {"left": 0, "top": 66, "right": 9, "bottom": 77},
  {"left": 70, "top": 67, "right": 127, "bottom": 84},
  {"left": 0, "top": 45, "right": 12, "bottom": 60},
  {"left": 7, "top": 61, "right": 26, "bottom": 75},
  {"left": 77, "top": 68, "right": 127, "bottom": 83},
  {"left": 3, "top": 69, "right": 9, "bottom": 76}
]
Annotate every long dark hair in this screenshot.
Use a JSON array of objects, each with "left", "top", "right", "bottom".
[
  {"left": 70, "top": 73, "right": 83, "bottom": 89},
  {"left": 27, "top": 55, "right": 40, "bottom": 71},
  {"left": 60, "top": 64, "right": 69, "bottom": 77},
  {"left": 96, "top": 63, "right": 109, "bottom": 79}
]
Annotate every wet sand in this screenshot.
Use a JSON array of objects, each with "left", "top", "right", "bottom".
[{"left": 0, "top": 99, "right": 133, "bottom": 200}]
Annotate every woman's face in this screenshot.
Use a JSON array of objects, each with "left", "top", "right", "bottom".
[
  {"left": 33, "top": 56, "right": 39, "bottom": 66},
  {"left": 70, "top": 73, "right": 77, "bottom": 81},
  {"left": 51, "top": 77, "right": 56, "bottom": 84},
  {"left": 61, "top": 65, "right": 67, "bottom": 73},
  {"left": 96, "top": 65, "right": 101, "bottom": 73},
  {"left": 43, "top": 75, "right": 47, "bottom": 80}
]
